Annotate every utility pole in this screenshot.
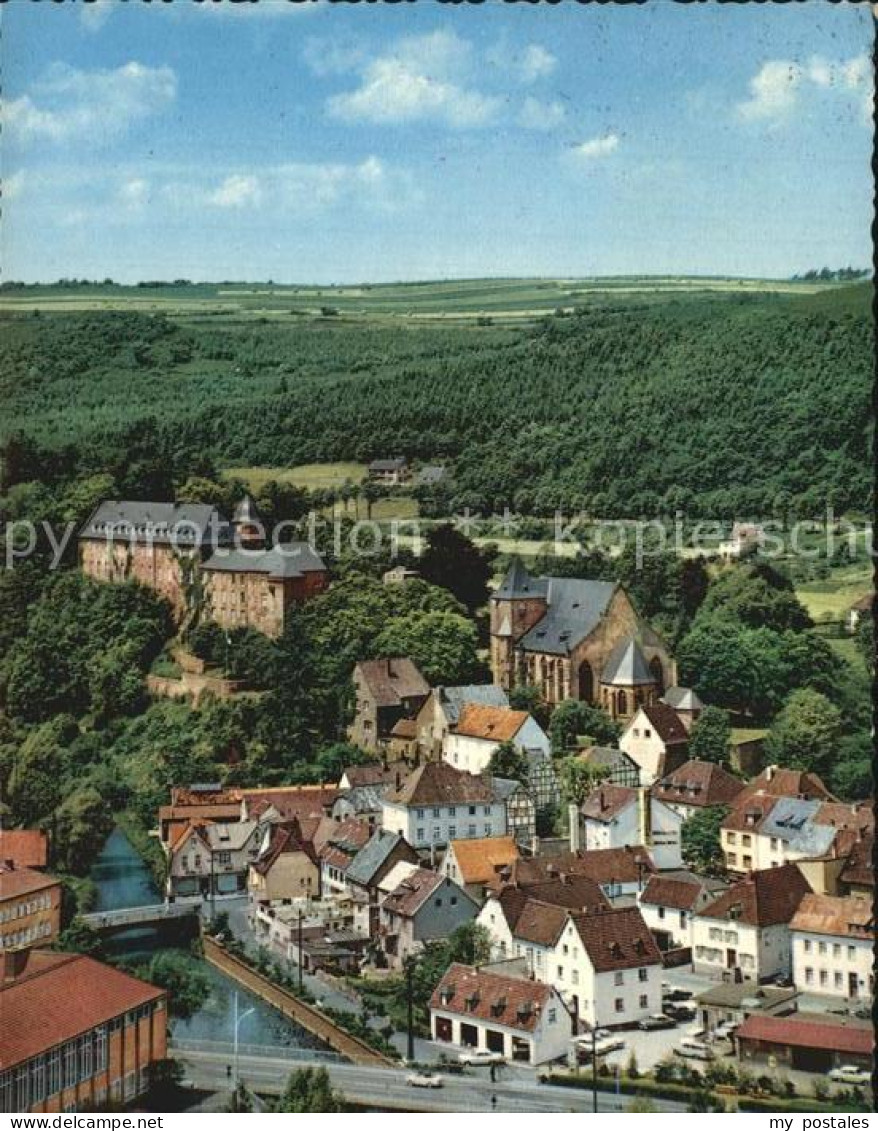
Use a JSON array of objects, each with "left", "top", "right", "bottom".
[
  {"left": 405, "top": 957, "right": 415, "bottom": 1062},
  {"left": 591, "top": 1021, "right": 598, "bottom": 1113},
  {"left": 297, "top": 908, "right": 304, "bottom": 993}
]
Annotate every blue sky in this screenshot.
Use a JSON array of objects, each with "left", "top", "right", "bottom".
[{"left": 1, "top": 0, "right": 873, "bottom": 283}]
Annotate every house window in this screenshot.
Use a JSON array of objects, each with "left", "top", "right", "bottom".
[
  {"left": 433, "top": 827, "right": 441, "bottom": 841},
  {"left": 834, "top": 972, "right": 843, "bottom": 989},
  {"left": 449, "top": 807, "right": 456, "bottom": 817},
  {"left": 727, "top": 833, "right": 736, "bottom": 845},
  {"left": 416, "top": 808, "right": 425, "bottom": 820},
  {"left": 557, "top": 966, "right": 564, "bottom": 979},
  {"left": 416, "top": 828, "right": 425, "bottom": 841},
  {"left": 449, "top": 826, "right": 457, "bottom": 839},
  {"left": 803, "top": 939, "right": 812, "bottom": 953},
  {"left": 657, "top": 907, "right": 665, "bottom": 920},
  {"left": 818, "top": 941, "right": 827, "bottom": 955},
  {"left": 468, "top": 825, "right": 477, "bottom": 837},
  {"left": 484, "top": 824, "right": 493, "bottom": 837},
  {"left": 638, "top": 968, "right": 648, "bottom": 982},
  {"left": 548, "top": 1008, "right": 557, "bottom": 1024},
  {"left": 639, "top": 995, "right": 648, "bottom": 1009},
  {"left": 483, "top": 806, "right": 491, "bottom": 816},
  {"left": 805, "top": 967, "right": 814, "bottom": 984},
  {"left": 643, "top": 729, "right": 651, "bottom": 739},
  {"left": 614, "top": 999, "right": 624, "bottom": 1013},
  {"left": 847, "top": 946, "right": 856, "bottom": 960},
  {"left": 741, "top": 835, "right": 751, "bottom": 847},
  {"left": 770, "top": 838, "right": 779, "bottom": 850},
  {"left": 215, "top": 851, "right": 231, "bottom": 866},
  {"left": 742, "top": 855, "right": 752, "bottom": 869},
  {"left": 572, "top": 970, "right": 579, "bottom": 985},
  {"left": 819, "top": 970, "right": 828, "bottom": 986},
  {"left": 832, "top": 944, "right": 841, "bottom": 958},
  {"left": 614, "top": 972, "right": 624, "bottom": 986},
  {"left": 433, "top": 808, "right": 441, "bottom": 818},
  {"left": 469, "top": 806, "right": 476, "bottom": 816},
  {"left": 727, "top": 853, "right": 737, "bottom": 867}
]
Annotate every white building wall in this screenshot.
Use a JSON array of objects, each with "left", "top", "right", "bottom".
[
  {"left": 619, "top": 710, "right": 670, "bottom": 785},
  {"left": 381, "top": 799, "right": 506, "bottom": 851},
  {"left": 791, "top": 931, "right": 873, "bottom": 1001},
  {"left": 638, "top": 901, "right": 692, "bottom": 948}
]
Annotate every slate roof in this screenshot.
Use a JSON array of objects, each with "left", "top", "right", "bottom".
[
  {"left": 652, "top": 760, "right": 745, "bottom": 809},
  {"left": 661, "top": 686, "right": 704, "bottom": 712},
  {"left": 697, "top": 863, "right": 811, "bottom": 928},
  {"left": 571, "top": 906, "right": 663, "bottom": 972},
  {"left": 430, "top": 962, "right": 559, "bottom": 1033},
  {"left": 454, "top": 704, "right": 530, "bottom": 743},
  {"left": 355, "top": 658, "right": 429, "bottom": 708},
  {"left": 789, "top": 893, "right": 873, "bottom": 940},
  {"left": 345, "top": 830, "right": 411, "bottom": 887},
  {"left": 384, "top": 762, "right": 496, "bottom": 807},
  {"left": 202, "top": 542, "right": 327, "bottom": 578},
  {"left": 494, "top": 558, "right": 547, "bottom": 601},
  {"left": 369, "top": 458, "right": 407, "bottom": 472},
  {"left": 438, "top": 684, "right": 510, "bottom": 727},
  {"left": 601, "top": 638, "right": 654, "bottom": 686},
  {"left": 448, "top": 836, "right": 521, "bottom": 885},
  {"left": 0, "top": 951, "right": 164, "bottom": 1068},
  {"left": 202, "top": 820, "right": 260, "bottom": 852},
  {"left": 518, "top": 578, "right": 618, "bottom": 655},
  {"left": 381, "top": 867, "right": 444, "bottom": 918},
  {"left": 735, "top": 1013, "right": 873, "bottom": 1057},
  {"left": 334, "top": 783, "right": 387, "bottom": 815},
  {"left": 759, "top": 798, "right": 835, "bottom": 857},
  {"left": 233, "top": 494, "right": 261, "bottom": 525},
  {"left": 80, "top": 500, "right": 232, "bottom": 546},
  {"left": 0, "top": 863, "right": 59, "bottom": 901},
  {"left": 0, "top": 829, "right": 48, "bottom": 869}
]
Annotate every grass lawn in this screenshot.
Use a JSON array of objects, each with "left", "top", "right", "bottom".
[
  {"left": 795, "top": 566, "right": 872, "bottom": 622},
  {"left": 223, "top": 462, "right": 368, "bottom": 491}
]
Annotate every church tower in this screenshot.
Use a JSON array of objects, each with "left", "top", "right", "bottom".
[{"left": 489, "top": 558, "right": 548, "bottom": 689}]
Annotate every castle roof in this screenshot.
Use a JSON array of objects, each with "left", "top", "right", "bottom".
[
  {"left": 202, "top": 542, "right": 326, "bottom": 579},
  {"left": 80, "top": 500, "right": 232, "bottom": 547}
]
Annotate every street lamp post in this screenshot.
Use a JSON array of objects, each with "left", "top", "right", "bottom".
[
  {"left": 297, "top": 909, "right": 304, "bottom": 994},
  {"left": 232, "top": 991, "right": 255, "bottom": 1091}
]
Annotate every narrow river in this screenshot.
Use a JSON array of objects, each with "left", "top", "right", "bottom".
[{"left": 90, "top": 828, "right": 327, "bottom": 1053}]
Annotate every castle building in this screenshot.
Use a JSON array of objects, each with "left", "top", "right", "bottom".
[
  {"left": 79, "top": 497, "right": 328, "bottom": 638},
  {"left": 489, "top": 559, "right": 676, "bottom": 720}
]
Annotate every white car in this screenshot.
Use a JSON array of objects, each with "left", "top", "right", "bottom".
[
  {"left": 714, "top": 1022, "right": 738, "bottom": 1040},
  {"left": 406, "top": 1072, "right": 444, "bottom": 1089},
  {"left": 675, "top": 1039, "right": 715, "bottom": 1062},
  {"left": 458, "top": 1050, "right": 504, "bottom": 1066},
  {"left": 828, "top": 1066, "right": 871, "bottom": 1086}
]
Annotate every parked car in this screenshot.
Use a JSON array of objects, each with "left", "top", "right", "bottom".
[
  {"left": 675, "top": 1039, "right": 715, "bottom": 1062},
  {"left": 662, "top": 985, "right": 693, "bottom": 1002},
  {"left": 828, "top": 1066, "right": 871, "bottom": 1086},
  {"left": 406, "top": 1072, "right": 444, "bottom": 1089},
  {"left": 639, "top": 1014, "right": 677, "bottom": 1031},
  {"left": 458, "top": 1050, "right": 505, "bottom": 1066},
  {"left": 663, "top": 1003, "right": 696, "bottom": 1022},
  {"left": 572, "top": 1035, "right": 625, "bottom": 1061},
  {"left": 714, "top": 1022, "right": 739, "bottom": 1040}
]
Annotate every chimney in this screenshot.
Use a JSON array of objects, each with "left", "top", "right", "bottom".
[
  {"left": 766, "top": 765, "right": 776, "bottom": 782},
  {"left": 638, "top": 787, "right": 651, "bottom": 847},
  {"left": 568, "top": 803, "right": 581, "bottom": 852},
  {"left": 3, "top": 948, "right": 30, "bottom": 983}
]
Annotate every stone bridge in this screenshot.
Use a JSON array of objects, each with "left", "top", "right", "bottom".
[{"left": 81, "top": 902, "right": 199, "bottom": 934}]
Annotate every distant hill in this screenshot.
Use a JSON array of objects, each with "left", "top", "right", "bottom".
[{"left": 0, "top": 280, "right": 871, "bottom": 519}]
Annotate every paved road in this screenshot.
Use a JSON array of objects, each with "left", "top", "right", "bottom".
[{"left": 175, "top": 1047, "right": 686, "bottom": 1113}]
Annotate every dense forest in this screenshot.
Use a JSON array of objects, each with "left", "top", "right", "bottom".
[{"left": 0, "top": 282, "right": 871, "bottom": 518}]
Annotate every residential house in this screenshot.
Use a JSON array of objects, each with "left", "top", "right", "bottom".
[
  {"left": 0, "top": 949, "right": 166, "bottom": 1113},
  {"left": 576, "top": 787, "right": 683, "bottom": 870},
  {"left": 240, "top": 784, "right": 339, "bottom": 825},
  {"left": 367, "top": 457, "right": 410, "bottom": 485},
  {"left": 330, "top": 784, "right": 388, "bottom": 826},
  {"left": 415, "top": 684, "right": 510, "bottom": 761},
  {"left": 720, "top": 796, "right": 869, "bottom": 875},
  {"left": 574, "top": 745, "right": 641, "bottom": 788},
  {"left": 695, "top": 982, "right": 799, "bottom": 1037},
  {"left": 839, "top": 833, "right": 874, "bottom": 897},
  {"left": 718, "top": 522, "right": 763, "bottom": 561},
  {"left": 659, "top": 686, "right": 704, "bottom": 732},
  {"left": 348, "top": 658, "right": 429, "bottom": 754},
  {"left": 637, "top": 872, "right": 727, "bottom": 951},
  {"left": 378, "top": 869, "right": 478, "bottom": 968},
  {"left": 488, "top": 845, "right": 656, "bottom": 904},
  {"left": 382, "top": 565, "right": 420, "bottom": 585},
  {"left": 381, "top": 762, "right": 509, "bottom": 854},
  {"left": 442, "top": 836, "right": 521, "bottom": 903},
  {"left": 158, "top": 784, "right": 242, "bottom": 849},
  {"left": 477, "top": 892, "right": 663, "bottom": 1029},
  {"left": 247, "top": 821, "right": 320, "bottom": 920},
  {"left": 318, "top": 817, "right": 374, "bottom": 898},
  {"left": 0, "top": 865, "right": 62, "bottom": 951},
  {"left": 388, "top": 717, "right": 420, "bottom": 761},
  {"left": 165, "top": 820, "right": 262, "bottom": 901},
  {"left": 415, "top": 465, "right": 447, "bottom": 487},
  {"left": 254, "top": 895, "right": 358, "bottom": 962},
  {"left": 652, "top": 759, "right": 745, "bottom": 819},
  {"left": 430, "top": 960, "right": 572, "bottom": 1065},
  {"left": 343, "top": 829, "right": 419, "bottom": 938},
  {"left": 290, "top": 925, "right": 369, "bottom": 975},
  {"left": 735, "top": 1013, "right": 873, "bottom": 1073},
  {"left": 443, "top": 704, "right": 559, "bottom": 810},
  {"left": 846, "top": 592, "right": 873, "bottom": 634},
  {"left": 691, "top": 864, "right": 812, "bottom": 983},
  {"left": 736, "top": 765, "right": 837, "bottom": 804},
  {"left": 619, "top": 703, "right": 690, "bottom": 785},
  {"left": 0, "top": 830, "right": 49, "bottom": 870},
  {"left": 489, "top": 559, "right": 676, "bottom": 715},
  {"left": 790, "top": 893, "right": 873, "bottom": 1003},
  {"left": 338, "top": 764, "right": 397, "bottom": 791}
]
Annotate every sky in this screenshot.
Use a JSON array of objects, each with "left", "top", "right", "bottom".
[{"left": 0, "top": 0, "right": 873, "bottom": 283}]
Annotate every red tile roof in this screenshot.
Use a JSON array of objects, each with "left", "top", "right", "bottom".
[
  {"left": 738, "top": 768, "right": 837, "bottom": 803},
  {"left": 652, "top": 760, "right": 745, "bottom": 809},
  {"left": 640, "top": 703, "right": 689, "bottom": 746},
  {"left": 571, "top": 906, "right": 663, "bottom": 972},
  {"left": 698, "top": 863, "right": 811, "bottom": 928},
  {"left": 386, "top": 762, "right": 496, "bottom": 807},
  {"left": 0, "top": 863, "right": 60, "bottom": 902},
  {"left": 381, "top": 868, "right": 444, "bottom": 918},
  {"left": 251, "top": 820, "right": 317, "bottom": 877},
  {"left": 581, "top": 785, "right": 637, "bottom": 823},
  {"left": 241, "top": 785, "right": 339, "bottom": 822},
  {"left": 812, "top": 801, "right": 874, "bottom": 835},
  {"left": 789, "top": 893, "right": 873, "bottom": 940},
  {"left": 722, "top": 794, "right": 780, "bottom": 834},
  {"left": 736, "top": 1013, "right": 873, "bottom": 1057},
  {"left": 0, "top": 951, "right": 164, "bottom": 1068},
  {"left": 318, "top": 817, "right": 373, "bottom": 871},
  {"left": 355, "top": 657, "right": 429, "bottom": 707},
  {"left": 453, "top": 705, "right": 529, "bottom": 743},
  {"left": 447, "top": 836, "right": 520, "bottom": 885},
  {"left": 489, "top": 846, "right": 655, "bottom": 892},
  {"left": 639, "top": 875, "right": 705, "bottom": 912},
  {"left": 0, "top": 830, "right": 48, "bottom": 869},
  {"left": 840, "top": 833, "right": 874, "bottom": 889},
  {"left": 430, "top": 963, "right": 561, "bottom": 1034},
  {"left": 341, "top": 765, "right": 396, "bottom": 789}
]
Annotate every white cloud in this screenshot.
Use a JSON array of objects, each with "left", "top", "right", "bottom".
[
  {"left": 324, "top": 30, "right": 500, "bottom": 128},
  {"left": 3, "top": 170, "right": 26, "bottom": 201},
  {"left": 209, "top": 174, "right": 262, "bottom": 208},
  {"left": 518, "top": 96, "right": 565, "bottom": 131},
  {"left": 485, "top": 40, "right": 557, "bottom": 84},
  {"left": 80, "top": 1, "right": 115, "bottom": 32},
  {"left": 737, "top": 53, "right": 872, "bottom": 123},
  {"left": 2, "top": 61, "right": 177, "bottom": 144},
  {"left": 119, "top": 177, "right": 150, "bottom": 208},
  {"left": 572, "top": 134, "right": 620, "bottom": 160}
]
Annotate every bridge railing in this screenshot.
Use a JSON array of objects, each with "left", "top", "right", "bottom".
[{"left": 170, "top": 1038, "right": 345, "bottom": 1065}]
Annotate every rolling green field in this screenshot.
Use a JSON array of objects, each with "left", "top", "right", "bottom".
[
  {"left": 795, "top": 563, "right": 873, "bottom": 622},
  {"left": 224, "top": 462, "right": 368, "bottom": 491}
]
